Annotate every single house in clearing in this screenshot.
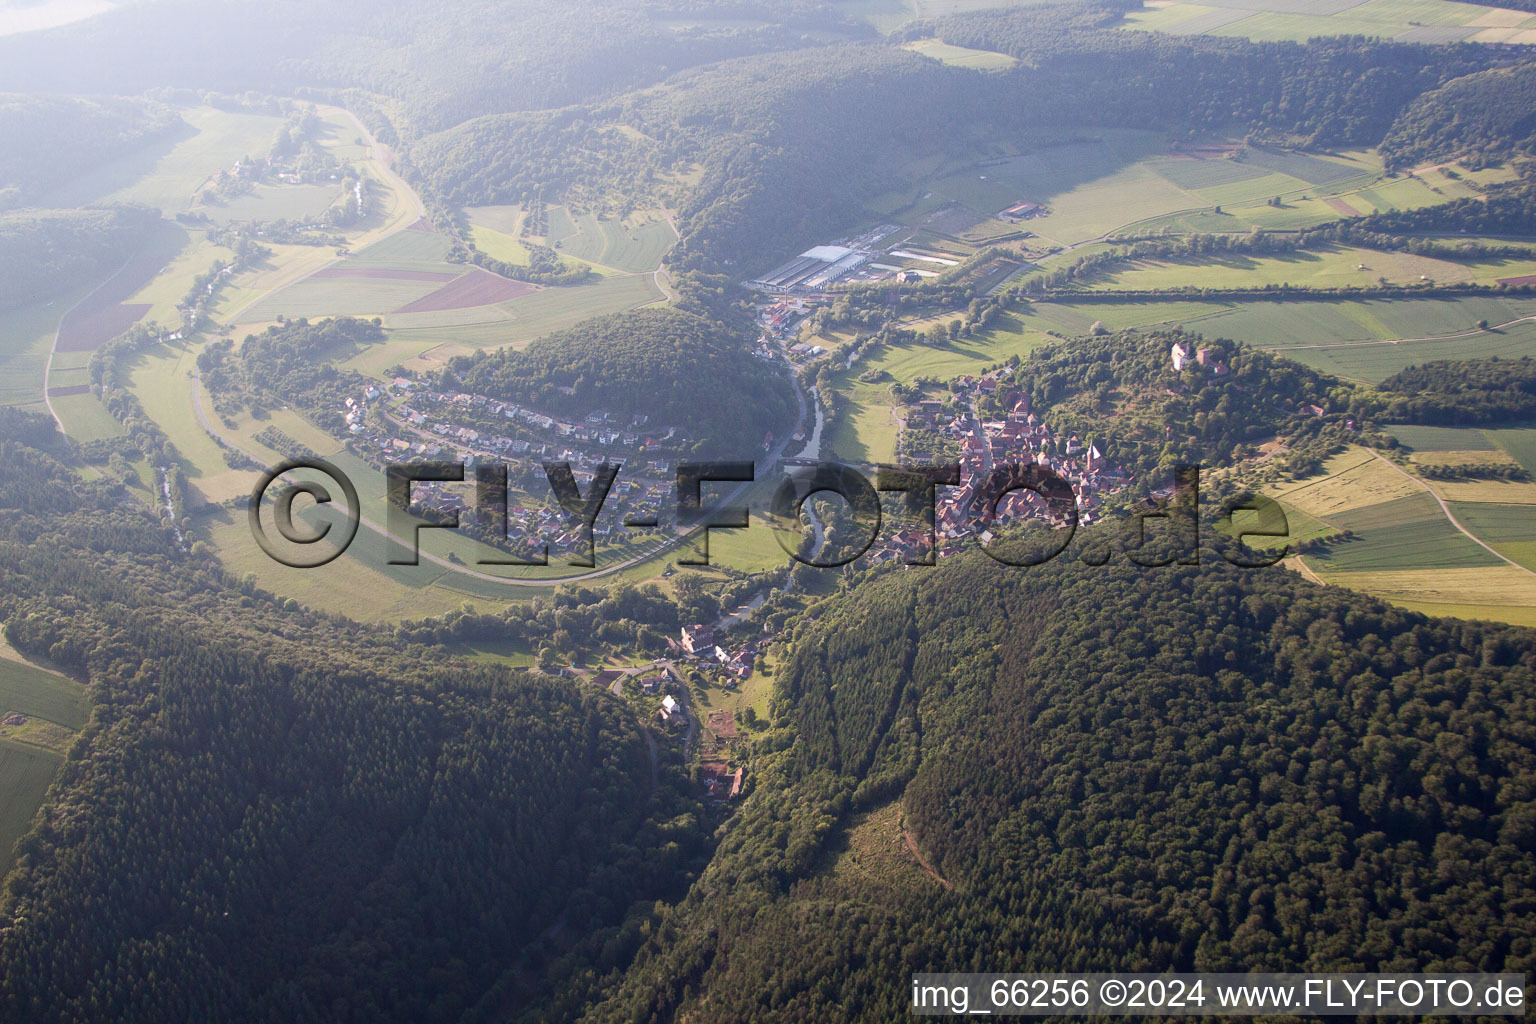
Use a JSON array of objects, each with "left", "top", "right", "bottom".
[
  {"left": 681, "top": 623, "right": 715, "bottom": 655},
  {"left": 659, "top": 694, "right": 681, "bottom": 724}
]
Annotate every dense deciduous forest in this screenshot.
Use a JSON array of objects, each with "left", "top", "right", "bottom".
[
  {"left": 581, "top": 552, "right": 1536, "bottom": 1023},
  {"left": 1380, "top": 62, "right": 1536, "bottom": 169},
  {"left": 1367, "top": 355, "right": 1536, "bottom": 424},
  {"left": 0, "top": 206, "right": 160, "bottom": 311},
  {"left": 0, "top": 94, "right": 180, "bottom": 208},
  {"left": 445, "top": 307, "right": 796, "bottom": 455},
  {"left": 998, "top": 330, "right": 1347, "bottom": 479},
  {"left": 0, "top": 411, "right": 707, "bottom": 1023}
]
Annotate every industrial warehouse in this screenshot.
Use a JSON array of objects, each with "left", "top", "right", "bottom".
[{"left": 744, "top": 223, "right": 971, "bottom": 295}]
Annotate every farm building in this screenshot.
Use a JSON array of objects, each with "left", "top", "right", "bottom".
[{"left": 747, "top": 244, "right": 869, "bottom": 293}]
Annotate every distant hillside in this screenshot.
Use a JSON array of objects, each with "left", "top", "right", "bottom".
[
  {"left": 446, "top": 307, "right": 796, "bottom": 456},
  {"left": 0, "top": 206, "right": 161, "bottom": 311},
  {"left": 0, "top": 94, "right": 180, "bottom": 208},
  {"left": 1380, "top": 62, "right": 1536, "bottom": 170},
  {"left": 586, "top": 552, "right": 1536, "bottom": 1022},
  {"left": 0, "top": 0, "right": 871, "bottom": 132},
  {"left": 418, "top": 10, "right": 1506, "bottom": 287}
]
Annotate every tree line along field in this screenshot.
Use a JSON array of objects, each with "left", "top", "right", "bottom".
[
  {"left": 1123, "top": 0, "right": 1536, "bottom": 44},
  {"left": 1004, "top": 294, "right": 1536, "bottom": 383},
  {"left": 0, "top": 646, "right": 87, "bottom": 873},
  {"left": 1065, "top": 243, "right": 1536, "bottom": 292}
]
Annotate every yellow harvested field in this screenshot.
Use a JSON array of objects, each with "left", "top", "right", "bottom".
[
  {"left": 1471, "top": 26, "right": 1536, "bottom": 41},
  {"left": 1391, "top": 601, "right": 1536, "bottom": 628},
  {"left": 1263, "top": 447, "right": 1418, "bottom": 517},
  {"left": 1470, "top": 8, "right": 1532, "bottom": 26},
  {"left": 1320, "top": 566, "right": 1536, "bottom": 608},
  {"left": 1424, "top": 476, "right": 1536, "bottom": 504},
  {"left": 1410, "top": 449, "right": 1520, "bottom": 469}
]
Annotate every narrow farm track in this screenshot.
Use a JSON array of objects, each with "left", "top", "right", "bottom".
[
  {"left": 901, "top": 825, "right": 953, "bottom": 891},
  {"left": 41, "top": 254, "right": 140, "bottom": 431},
  {"left": 1371, "top": 452, "right": 1536, "bottom": 580}
]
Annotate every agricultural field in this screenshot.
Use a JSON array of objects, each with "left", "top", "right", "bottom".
[
  {"left": 51, "top": 391, "right": 126, "bottom": 442},
  {"left": 1123, "top": 0, "right": 1536, "bottom": 43},
  {"left": 538, "top": 206, "right": 677, "bottom": 274},
  {"left": 129, "top": 344, "right": 257, "bottom": 505},
  {"left": 37, "top": 105, "right": 287, "bottom": 216},
  {"left": 380, "top": 273, "right": 664, "bottom": 353},
  {"left": 203, "top": 183, "right": 344, "bottom": 225},
  {"left": 1263, "top": 440, "right": 1536, "bottom": 623},
  {"left": 0, "top": 645, "right": 87, "bottom": 872},
  {"left": 468, "top": 204, "right": 677, "bottom": 277},
  {"left": 839, "top": 0, "right": 1062, "bottom": 32},
  {"left": 1138, "top": 163, "right": 1520, "bottom": 234},
  {"left": 0, "top": 741, "right": 62, "bottom": 872},
  {"left": 806, "top": 312, "right": 1055, "bottom": 463},
  {"left": 1451, "top": 502, "right": 1536, "bottom": 570},
  {"left": 1068, "top": 243, "right": 1536, "bottom": 293},
  {"left": 1146, "top": 294, "right": 1536, "bottom": 382},
  {"left": 1331, "top": 567, "right": 1536, "bottom": 626},
  {"left": 37, "top": 104, "right": 369, "bottom": 225},
  {"left": 0, "top": 646, "right": 87, "bottom": 731},
  {"left": 1264, "top": 447, "right": 1421, "bottom": 518},
  {"left": 902, "top": 38, "right": 1018, "bottom": 70},
  {"left": 0, "top": 292, "right": 93, "bottom": 411},
  {"left": 918, "top": 132, "right": 1380, "bottom": 246}
]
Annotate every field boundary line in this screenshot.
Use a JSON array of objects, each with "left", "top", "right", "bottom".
[
  {"left": 42, "top": 254, "right": 140, "bottom": 432},
  {"left": 1371, "top": 451, "right": 1536, "bottom": 579}
]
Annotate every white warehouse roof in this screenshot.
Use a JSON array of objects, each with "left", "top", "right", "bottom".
[{"left": 800, "top": 244, "right": 855, "bottom": 262}]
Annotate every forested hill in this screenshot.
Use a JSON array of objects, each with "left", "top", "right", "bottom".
[
  {"left": 999, "top": 329, "right": 1343, "bottom": 478},
  {"left": 416, "top": 9, "right": 1509, "bottom": 284},
  {"left": 907, "top": 2, "right": 1501, "bottom": 149},
  {"left": 0, "top": 94, "right": 180, "bottom": 208},
  {"left": 1379, "top": 62, "right": 1536, "bottom": 169},
  {"left": 0, "top": 207, "right": 162, "bottom": 312},
  {"left": 585, "top": 552, "right": 1536, "bottom": 1023},
  {"left": 0, "top": 0, "right": 871, "bottom": 131},
  {"left": 416, "top": 44, "right": 992, "bottom": 276},
  {"left": 445, "top": 307, "right": 797, "bottom": 455},
  {"left": 0, "top": 413, "right": 702, "bottom": 1023}
]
